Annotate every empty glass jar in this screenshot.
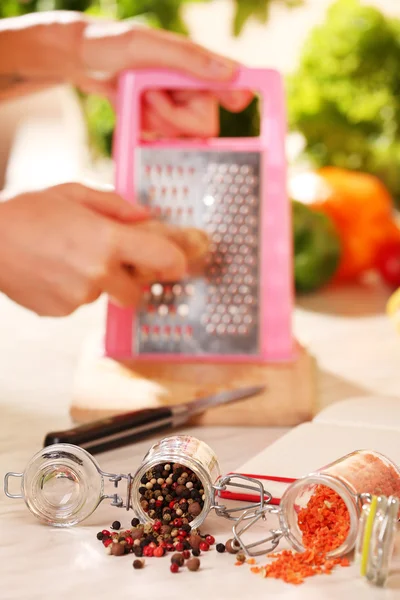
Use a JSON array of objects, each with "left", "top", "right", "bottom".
[{"left": 4, "top": 435, "right": 269, "bottom": 529}]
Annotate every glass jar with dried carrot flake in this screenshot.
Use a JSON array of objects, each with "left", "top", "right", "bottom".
[{"left": 233, "top": 450, "right": 400, "bottom": 561}]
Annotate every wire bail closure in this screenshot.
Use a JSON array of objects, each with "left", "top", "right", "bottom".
[
  {"left": 211, "top": 474, "right": 272, "bottom": 521},
  {"left": 233, "top": 503, "right": 284, "bottom": 556},
  {"left": 98, "top": 469, "right": 133, "bottom": 511}
]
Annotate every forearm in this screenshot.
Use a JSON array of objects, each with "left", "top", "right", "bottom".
[{"left": 0, "top": 12, "right": 87, "bottom": 101}]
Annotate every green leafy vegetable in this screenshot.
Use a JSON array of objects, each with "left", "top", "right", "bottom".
[
  {"left": 288, "top": 0, "right": 400, "bottom": 206},
  {"left": 292, "top": 200, "right": 342, "bottom": 293}
]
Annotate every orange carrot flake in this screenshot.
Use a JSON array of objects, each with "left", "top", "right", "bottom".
[{"left": 251, "top": 485, "right": 351, "bottom": 585}]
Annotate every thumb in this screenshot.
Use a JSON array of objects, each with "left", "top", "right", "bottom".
[{"left": 81, "top": 22, "right": 238, "bottom": 83}]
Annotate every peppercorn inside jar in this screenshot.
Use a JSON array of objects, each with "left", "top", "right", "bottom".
[{"left": 130, "top": 436, "right": 221, "bottom": 530}]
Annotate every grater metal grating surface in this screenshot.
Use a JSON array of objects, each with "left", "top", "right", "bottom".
[{"left": 135, "top": 149, "right": 261, "bottom": 356}]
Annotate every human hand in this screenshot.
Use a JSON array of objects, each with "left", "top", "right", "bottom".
[
  {"left": 0, "top": 12, "right": 253, "bottom": 137},
  {"left": 0, "top": 183, "right": 202, "bottom": 316}
]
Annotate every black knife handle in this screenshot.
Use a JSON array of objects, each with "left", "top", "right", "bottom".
[{"left": 43, "top": 406, "right": 174, "bottom": 455}]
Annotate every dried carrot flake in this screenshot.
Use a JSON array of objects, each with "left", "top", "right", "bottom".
[
  {"left": 251, "top": 485, "right": 352, "bottom": 585},
  {"left": 246, "top": 558, "right": 256, "bottom": 565}
]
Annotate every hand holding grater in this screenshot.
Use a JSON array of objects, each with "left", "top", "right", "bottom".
[{"left": 105, "top": 67, "right": 294, "bottom": 363}]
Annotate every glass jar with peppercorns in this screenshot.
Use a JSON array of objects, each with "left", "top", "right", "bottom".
[{"left": 4, "top": 435, "right": 269, "bottom": 529}]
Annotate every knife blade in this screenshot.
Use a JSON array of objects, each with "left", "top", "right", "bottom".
[{"left": 43, "top": 385, "right": 265, "bottom": 455}]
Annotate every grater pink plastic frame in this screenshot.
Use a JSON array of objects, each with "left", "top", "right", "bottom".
[{"left": 105, "top": 67, "right": 295, "bottom": 363}]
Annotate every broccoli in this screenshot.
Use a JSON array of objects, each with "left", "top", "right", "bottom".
[{"left": 288, "top": 0, "right": 400, "bottom": 207}]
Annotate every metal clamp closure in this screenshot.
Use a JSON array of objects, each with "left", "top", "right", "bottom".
[
  {"left": 211, "top": 474, "right": 272, "bottom": 521},
  {"left": 99, "top": 470, "right": 133, "bottom": 511},
  {"left": 233, "top": 504, "right": 284, "bottom": 557},
  {"left": 4, "top": 472, "right": 23, "bottom": 499}
]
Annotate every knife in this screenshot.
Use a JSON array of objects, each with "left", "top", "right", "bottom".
[{"left": 43, "top": 385, "right": 265, "bottom": 455}]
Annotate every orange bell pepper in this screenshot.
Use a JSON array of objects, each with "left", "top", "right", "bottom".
[{"left": 310, "top": 167, "right": 395, "bottom": 281}]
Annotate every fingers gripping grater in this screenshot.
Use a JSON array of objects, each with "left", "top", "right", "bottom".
[{"left": 105, "top": 67, "right": 294, "bottom": 363}]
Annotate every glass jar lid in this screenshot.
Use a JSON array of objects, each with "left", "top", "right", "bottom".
[
  {"left": 5, "top": 444, "right": 104, "bottom": 527},
  {"left": 355, "top": 494, "right": 399, "bottom": 587}
]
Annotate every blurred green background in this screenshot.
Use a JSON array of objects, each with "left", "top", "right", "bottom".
[{"left": 2, "top": 0, "right": 400, "bottom": 208}]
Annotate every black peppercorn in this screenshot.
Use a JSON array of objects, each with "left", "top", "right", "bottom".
[
  {"left": 216, "top": 543, "right": 225, "bottom": 553},
  {"left": 131, "top": 518, "right": 140, "bottom": 527},
  {"left": 141, "top": 475, "right": 148, "bottom": 485},
  {"left": 133, "top": 546, "right": 143, "bottom": 557},
  {"left": 192, "top": 549, "right": 200, "bottom": 557},
  {"left": 181, "top": 524, "right": 191, "bottom": 533},
  {"left": 139, "top": 486, "right": 147, "bottom": 495},
  {"left": 96, "top": 532, "right": 104, "bottom": 541}
]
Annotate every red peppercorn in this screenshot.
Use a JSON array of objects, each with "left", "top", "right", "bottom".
[
  {"left": 124, "top": 536, "right": 134, "bottom": 546},
  {"left": 170, "top": 562, "right": 179, "bottom": 573},
  {"left": 182, "top": 550, "right": 191, "bottom": 560},
  {"left": 156, "top": 500, "right": 163, "bottom": 508},
  {"left": 173, "top": 518, "right": 183, "bottom": 528},
  {"left": 169, "top": 501, "right": 176, "bottom": 510},
  {"left": 102, "top": 530, "right": 111, "bottom": 537},
  {"left": 167, "top": 544, "right": 175, "bottom": 552},
  {"left": 205, "top": 535, "right": 215, "bottom": 546},
  {"left": 143, "top": 546, "right": 154, "bottom": 557},
  {"left": 149, "top": 542, "right": 157, "bottom": 549},
  {"left": 159, "top": 540, "right": 168, "bottom": 548},
  {"left": 178, "top": 530, "right": 188, "bottom": 538},
  {"left": 199, "top": 541, "right": 210, "bottom": 552},
  {"left": 175, "top": 542, "right": 184, "bottom": 552},
  {"left": 103, "top": 538, "right": 113, "bottom": 548},
  {"left": 152, "top": 520, "right": 162, "bottom": 532},
  {"left": 153, "top": 546, "right": 164, "bottom": 558}
]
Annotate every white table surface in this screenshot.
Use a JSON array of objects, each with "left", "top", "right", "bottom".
[
  {"left": 1, "top": 280, "right": 400, "bottom": 600},
  {"left": 1, "top": 113, "right": 400, "bottom": 599}
]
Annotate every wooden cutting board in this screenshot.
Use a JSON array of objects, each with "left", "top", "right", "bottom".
[{"left": 70, "top": 335, "right": 317, "bottom": 427}]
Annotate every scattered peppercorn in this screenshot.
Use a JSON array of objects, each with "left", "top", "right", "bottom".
[
  {"left": 205, "top": 535, "right": 215, "bottom": 546},
  {"left": 216, "top": 543, "right": 225, "bottom": 553},
  {"left": 225, "top": 539, "right": 240, "bottom": 554},
  {"left": 131, "top": 518, "right": 140, "bottom": 527},
  {"left": 133, "top": 559, "right": 144, "bottom": 569},
  {"left": 111, "top": 543, "right": 125, "bottom": 557},
  {"left": 199, "top": 541, "right": 209, "bottom": 552},
  {"left": 192, "top": 549, "right": 201, "bottom": 557},
  {"left": 111, "top": 520, "right": 121, "bottom": 530},
  {"left": 170, "top": 562, "right": 180, "bottom": 573},
  {"left": 171, "top": 553, "right": 185, "bottom": 567},
  {"left": 96, "top": 532, "right": 104, "bottom": 541},
  {"left": 182, "top": 550, "right": 191, "bottom": 560},
  {"left": 186, "top": 557, "right": 200, "bottom": 572}
]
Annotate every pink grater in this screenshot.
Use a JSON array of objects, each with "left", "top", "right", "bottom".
[{"left": 105, "top": 67, "right": 294, "bottom": 363}]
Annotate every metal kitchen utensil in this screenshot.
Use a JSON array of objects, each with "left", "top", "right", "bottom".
[
  {"left": 44, "top": 385, "right": 265, "bottom": 454},
  {"left": 105, "top": 67, "right": 294, "bottom": 363}
]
